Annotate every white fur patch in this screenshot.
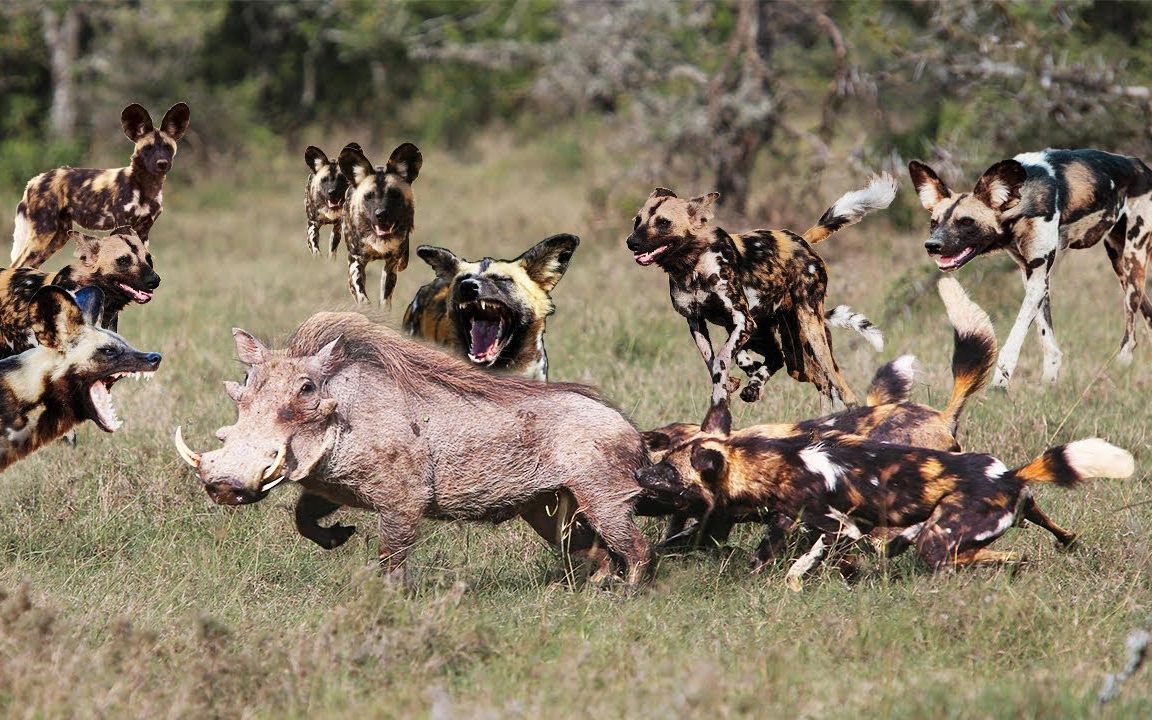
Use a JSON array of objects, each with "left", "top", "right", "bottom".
[
  {"left": 830, "top": 173, "right": 898, "bottom": 220},
  {"left": 800, "top": 444, "right": 844, "bottom": 492},
  {"left": 890, "top": 354, "right": 917, "bottom": 384},
  {"left": 985, "top": 459, "right": 1008, "bottom": 479},
  {"left": 974, "top": 513, "right": 1015, "bottom": 542},
  {"left": 10, "top": 209, "right": 28, "bottom": 264},
  {"left": 937, "top": 276, "right": 994, "bottom": 344},
  {"left": 825, "top": 507, "right": 863, "bottom": 540},
  {"left": 1013, "top": 151, "right": 1056, "bottom": 178},
  {"left": 1063, "top": 439, "right": 1135, "bottom": 479},
  {"left": 825, "top": 305, "right": 884, "bottom": 352}
]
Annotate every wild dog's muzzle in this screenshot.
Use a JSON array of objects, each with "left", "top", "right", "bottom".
[{"left": 626, "top": 233, "right": 673, "bottom": 266}]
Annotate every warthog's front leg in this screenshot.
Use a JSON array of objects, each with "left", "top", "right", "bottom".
[
  {"left": 295, "top": 492, "right": 356, "bottom": 549},
  {"left": 377, "top": 512, "right": 417, "bottom": 584}
]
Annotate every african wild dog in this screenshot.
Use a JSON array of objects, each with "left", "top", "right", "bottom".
[
  {"left": 626, "top": 174, "right": 896, "bottom": 408},
  {"left": 304, "top": 144, "right": 359, "bottom": 257},
  {"left": 0, "top": 228, "right": 159, "bottom": 344},
  {"left": 12, "top": 103, "right": 190, "bottom": 268},
  {"left": 1, "top": 286, "right": 161, "bottom": 472},
  {"left": 402, "top": 234, "right": 580, "bottom": 380},
  {"left": 909, "top": 149, "right": 1152, "bottom": 387},
  {"left": 338, "top": 142, "right": 422, "bottom": 308},
  {"left": 636, "top": 403, "right": 1133, "bottom": 590},
  {"left": 641, "top": 276, "right": 1017, "bottom": 558}
]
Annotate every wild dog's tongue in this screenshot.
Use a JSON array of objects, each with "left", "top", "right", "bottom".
[
  {"left": 469, "top": 319, "right": 503, "bottom": 365},
  {"left": 117, "top": 282, "right": 153, "bottom": 304}
]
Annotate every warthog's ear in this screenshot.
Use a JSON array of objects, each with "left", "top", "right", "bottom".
[
  {"left": 908, "top": 160, "right": 952, "bottom": 210},
  {"left": 416, "top": 245, "right": 462, "bottom": 279},
  {"left": 304, "top": 146, "right": 329, "bottom": 173},
  {"left": 160, "top": 102, "right": 191, "bottom": 141},
  {"left": 312, "top": 336, "right": 345, "bottom": 375},
  {"left": 121, "top": 103, "right": 154, "bottom": 142},
  {"left": 338, "top": 144, "right": 373, "bottom": 187},
  {"left": 701, "top": 398, "right": 731, "bottom": 436},
  {"left": 70, "top": 231, "right": 102, "bottom": 266},
  {"left": 686, "top": 192, "right": 719, "bottom": 229},
  {"left": 518, "top": 234, "right": 580, "bottom": 293},
  {"left": 29, "top": 286, "right": 85, "bottom": 350},
  {"left": 73, "top": 287, "right": 105, "bottom": 327},
  {"left": 232, "top": 328, "right": 268, "bottom": 365},
  {"left": 973, "top": 159, "right": 1028, "bottom": 212},
  {"left": 386, "top": 143, "right": 422, "bottom": 183},
  {"left": 224, "top": 381, "right": 244, "bottom": 403}
]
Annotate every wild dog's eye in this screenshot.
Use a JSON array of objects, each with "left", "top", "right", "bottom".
[
  {"left": 299, "top": 379, "right": 316, "bottom": 396},
  {"left": 117, "top": 255, "right": 132, "bottom": 268},
  {"left": 957, "top": 217, "right": 975, "bottom": 227},
  {"left": 100, "top": 346, "right": 121, "bottom": 358},
  {"left": 656, "top": 218, "right": 671, "bottom": 230},
  {"left": 929, "top": 219, "right": 939, "bottom": 230}
]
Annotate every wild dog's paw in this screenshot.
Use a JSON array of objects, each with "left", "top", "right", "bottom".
[
  {"left": 991, "top": 365, "right": 1012, "bottom": 390},
  {"left": 1055, "top": 535, "right": 1079, "bottom": 552},
  {"left": 739, "top": 383, "right": 762, "bottom": 403}
]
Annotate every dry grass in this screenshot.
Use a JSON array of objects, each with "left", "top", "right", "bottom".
[{"left": 0, "top": 128, "right": 1149, "bottom": 718}]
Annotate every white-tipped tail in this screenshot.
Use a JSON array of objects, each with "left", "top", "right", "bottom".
[
  {"left": 826, "top": 304, "right": 884, "bottom": 352},
  {"left": 890, "top": 354, "right": 917, "bottom": 384},
  {"left": 829, "top": 172, "right": 899, "bottom": 221},
  {"left": 1064, "top": 439, "right": 1135, "bottom": 479},
  {"left": 938, "top": 277, "right": 994, "bottom": 341}
]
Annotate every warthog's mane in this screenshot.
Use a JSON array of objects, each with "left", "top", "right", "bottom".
[{"left": 288, "top": 311, "right": 603, "bottom": 403}]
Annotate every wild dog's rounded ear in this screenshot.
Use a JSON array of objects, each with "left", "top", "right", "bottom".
[
  {"left": 338, "top": 145, "right": 373, "bottom": 186},
  {"left": 519, "top": 234, "right": 580, "bottom": 293},
  {"left": 232, "top": 328, "right": 268, "bottom": 366},
  {"left": 304, "top": 146, "right": 329, "bottom": 172},
  {"left": 687, "top": 192, "right": 720, "bottom": 227},
  {"left": 121, "top": 104, "right": 155, "bottom": 142},
  {"left": 29, "top": 286, "right": 85, "bottom": 350},
  {"left": 387, "top": 143, "right": 423, "bottom": 183},
  {"left": 416, "top": 245, "right": 462, "bottom": 278},
  {"left": 650, "top": 188, "right": 677, "bottom": 199},
  {"left": 690, "top": 444, "right": 727, "bottom": 485},
  {"left": 70, "top": 231, "right": 102, "bottom": 264},
  {"left": 701, "top": 398, "right": 731, "bottom": 436},
  {"left": 973, "top": 159, "right": 1028, "bottom": 212},
  {"left": 312, "top": 336, "right": 345, "bottom": 375},
  {"left": 908, "top": 160, "right": 952, "bottom": 210},
  {"left": 73, "top": 287, "right": 105, "bottom": 328},
  {"left": 642, "top": 430, "right": 673, "bottom": 454},
  {"left": 160, "top": 103, "right": 191, "bottom": 141}
]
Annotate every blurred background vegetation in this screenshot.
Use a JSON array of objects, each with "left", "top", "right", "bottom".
[{"left": 1, "top": 0, "right": 1150, "bottom": 223}]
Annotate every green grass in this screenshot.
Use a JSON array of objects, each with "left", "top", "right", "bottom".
[{"left": 0, "top": 131, "right": 1149, "bottom": 718}]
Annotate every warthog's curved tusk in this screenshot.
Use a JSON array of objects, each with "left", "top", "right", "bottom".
[
  {"left": 262, "top": 444, "right": 287, "bottom": 481},
  {"left": 174, "top": 426, "right": 202, "bottom": 469}
]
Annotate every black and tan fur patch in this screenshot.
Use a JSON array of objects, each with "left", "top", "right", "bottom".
[
  {"left": 1, "top": 286, "right": 162, "bottom": 472},
  {"left": 338, "top": 142, "right": 422, "bottom": 308},
  {"left": 11, "top": 103, "right": 190, "bottom": 268},
  {"left": 402, "top": 234, "right": 579, "bottom": 380},
  {"left": 626, "top": 175, "right": 896, "bottom": 407}
]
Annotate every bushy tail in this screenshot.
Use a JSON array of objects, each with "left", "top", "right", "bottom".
[
  {"left": 11, "top": 202, "right": 29, "bottom": 265},
  {"left": 937, "top": 277, "right": 997, "bottom": 433},
  {"left": 825, "top": 305, "right": 884, "bottom": 352},
  {"left": 802, "top": 173, "right": 898, "bottom": 245},
  {"left": 866, "top": 354, "right": 916, "bottom": 406},
  {"left": 1010, "top": 439, "right": 1134, "bottom": 488}
]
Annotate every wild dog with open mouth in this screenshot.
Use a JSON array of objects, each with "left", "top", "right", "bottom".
[
  {"left": 1, "top": 286, "right": 161, "bottom": 472},
  {"left": 0, "top": 228, "right": 159, "bottom": 343},
  {"left": 626, "top": 174, "right": 896, "bottom": 408},
  {"left": 642, "top": 276, "right": 1016, "bottom": 556},
  {"left": 11, "top": 103, "right": 190, "bottom": 268},
  {"left": 402, "top": 234, "right": 580, "bottom": 380},
  {"left": 909, "top": 149, "right": 1152, "bottom": 387},
  {"left": 304, "top": 144, "right": 359, "bottom": 257},
  {"left": 635, "top": 405, "right": 1133, "bottom": 590},
  {"left": 339, "top": 142, "right": 422, "bottom": 308}
]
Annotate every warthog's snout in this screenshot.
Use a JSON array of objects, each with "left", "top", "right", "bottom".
[{"left": 175, "top": 427, "right": 289, "bottom": 506}]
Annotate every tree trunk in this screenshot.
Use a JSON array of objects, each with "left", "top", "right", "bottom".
[{"left": 42, "top": 5, "right": 83, "bottom": 140}]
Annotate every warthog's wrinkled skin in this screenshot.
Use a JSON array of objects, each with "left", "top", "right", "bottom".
[{"left": 182, "top": 312, "right": 651, "bottom": 585}]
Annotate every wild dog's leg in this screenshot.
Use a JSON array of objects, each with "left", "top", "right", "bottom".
[
  {"left": 347, "top": 254, "right": 370, "bottom": 304},
  {"left": 784, "top": 532, "right": 830, "bottom": 592},
  {"left": 1016, "top": 493, "right": 1077, "bottom": 548},
  {"left": 735, "top": 324, "right": 783, "bottom": 403},
  {"left": 711, "top": 291, "right": 754, "bottom": 404},
  {"left": 915, "top": 504, "right": 1016, "bottom": 571},
  {"left": 295, "top": 492, "right": 356, "bottom": 549},
  {"left": 381, "top": 267, "right": 398, "bottom": 311},
  {"left": 16, "top": 226, "right": 71, "bottom": 268},
  {"left": 995, "top": 217, "right": 1060, "bottom": 387},
  {"left": 797, "top": 303, "right": 857, "bottom": 408},
  {"left": 950, "top": 548, "right": 1025, "bottom": 567},
  {"left": 1105, "top": 197, "right": 1152, "bottom": 363},
  {"left": 307, "top": 220, "right": 321, "bottom": 255},
  {"left": 328, "top": 220, "right": 342, "bottom": 258},
  {"left": 749, "top": 513, "right": 804, "bottom": 573},
  {"left": 1033, "top": 290, "right": 1062, "bottom": 383}
]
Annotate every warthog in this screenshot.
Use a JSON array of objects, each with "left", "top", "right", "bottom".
[{"left": 175, "top": 312, "right": 652, "bottom": 585}]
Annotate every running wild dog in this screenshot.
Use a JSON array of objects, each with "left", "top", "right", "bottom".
[
  {"left": 1, "top": 287, "right": 161, "bottom": 472},
  {"left": 12, "top": 103, "right": 190, "bottom": 268},
  {"left": 403, "top": 234, "right": 580, "bottom": 379},
  {"left": 909, "top": 149, "right": 1152, "bottom": 387},
  {"left": 635, "top": 406, "right": 1133, "bottom": 590},
  {"left": 304, "top": 144, "right": 359, "bottom": 257},
  {"left": 626, "top": 174, "right": 896, "bottom": 408},
  {"left": 0, "top": 228, "right": 159, "bottom": 343},
  {"left": 338, "top": 143, "right": 422, "bottom": 308},
  {"left": 175, "top": 312, "right": 652, "bottom": 586}
]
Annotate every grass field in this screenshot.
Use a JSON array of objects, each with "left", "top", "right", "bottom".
[{"left": 1, "top": 130, "right": 1149, "bottom": 718}]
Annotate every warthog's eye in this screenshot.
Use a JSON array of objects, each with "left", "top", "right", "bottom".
[
  {"left": 957, "top": 217, "right": 975, "bottom": 227},
  {"left": 117, "top": 255, "right": 132, "bottom": 268},
  {"left": 299, "top": 379, "right": 317, "bottom": 396},
  {"left": 656, "top": 218, "right": 671, "bottom": 231}
]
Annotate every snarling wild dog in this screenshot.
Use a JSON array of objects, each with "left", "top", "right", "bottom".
[
  {"left": 338, "top": 143, "right": 422, "bottom": 308},
  {"left": 626, "top": 174, "right": 896, "bottom": 408},
  {"left": 402, "top": 234, "right": 580, "bottom": 380},
  {"left": 635, "top": 403, "right": 1133, "bottom": 590},
  {"left": 174, "top": 312, "right": 652, "bottom": 586},
  {"left": 1, "top": 287, "right": 161, "bottom": 472},
  {"left": 304, "top": 144, "right": 358, "bottom": 257},
  {"left": 12, "top": 103, "right": 190, "bottom": 268},
  {"left": 909, "top": 149, "right": 1152, "bottom": 387},
  {"left": 643, "top": 276, "right": 1004, "bottom": 554},
  {"left": 0, "top": 228, "right": 159, "bottom": 344}
]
